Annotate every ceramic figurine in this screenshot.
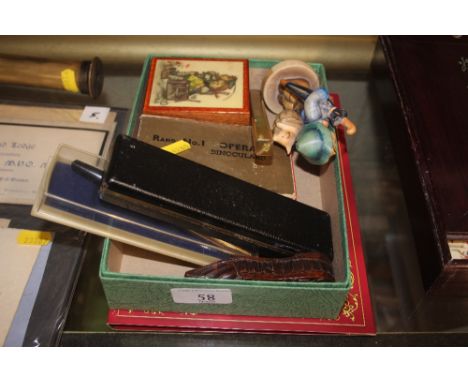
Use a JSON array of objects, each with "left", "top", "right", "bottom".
[
  {"left": 270, "top": 79, "right": 307, "bottom": 153},
  {"left": 284, "top": 82, "right": 357, "bottom": 135},
  {"left": 272, "top": 109, "right": 304, "bottom": 154},
  {"left": 262, "top": 60, "right": 356, "bottom": 166},
  {"left": 262, "top": 60, "right": 320, "bottom": 114},
  {"left": 277, "top": 78, "right": 309, "bottom": 112},
  {"left": 279, "top": 81, "right": 357, "bottom": 165},
  {"left": 295, "top": 121, "right": 336, "bottom": 166}
]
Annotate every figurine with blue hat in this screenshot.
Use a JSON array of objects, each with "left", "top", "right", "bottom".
[{"left": 278, "top": 80, "right": 356, "bottom": 165}]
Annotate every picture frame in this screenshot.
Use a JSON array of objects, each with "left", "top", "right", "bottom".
[{"left": 143, "top": 57, "right": 250, "bottom": 125}]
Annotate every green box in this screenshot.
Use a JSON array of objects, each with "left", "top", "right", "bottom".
[{"left": 99, "top": 56, "right": 351, "bottom": 319}]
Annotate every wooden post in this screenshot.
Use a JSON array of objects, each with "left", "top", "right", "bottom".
[{"left": 0, "top": 55, "right": 103, "bottom": 98}]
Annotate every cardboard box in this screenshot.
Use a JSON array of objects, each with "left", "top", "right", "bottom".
[
  {"left": 105, "top": 124, "right": 375, "bottom": 331},
  {"left": 98, "top": 56, "right": 351, "bottom": 319}
]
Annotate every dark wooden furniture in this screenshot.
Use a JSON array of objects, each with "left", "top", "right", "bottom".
[{"left": 380, "top": 36, "right": 468, "bottom": 293}]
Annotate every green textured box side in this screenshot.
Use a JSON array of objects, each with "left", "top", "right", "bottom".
[
  {"left": 100, "top": 241, "right": 348, "bottom": 318},
  {"left": 100, "top": 55, "right": 350, "bottom": 319}
]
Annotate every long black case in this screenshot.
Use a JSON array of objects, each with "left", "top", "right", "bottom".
[{"left": 100, "top": 135, "right": 333, "bottom": 259}]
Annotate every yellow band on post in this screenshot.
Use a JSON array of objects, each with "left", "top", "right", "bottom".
[{"left": 61, "top": 69, "right": 80, "bottom": 93}]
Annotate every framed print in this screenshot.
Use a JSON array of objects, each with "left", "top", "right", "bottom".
[{"left": 143, "top": 57, "right": 250, "bottom": 125}]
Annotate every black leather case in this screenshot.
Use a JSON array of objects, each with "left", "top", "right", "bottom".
[{"left": 100, "top": 135, "right": 333, "bottom": 259}]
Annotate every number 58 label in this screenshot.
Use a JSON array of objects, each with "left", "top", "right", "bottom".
[{"left": 171, "top": 288, "right": 232, "bottom": 304}]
